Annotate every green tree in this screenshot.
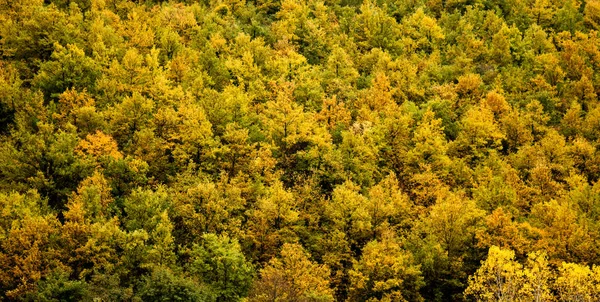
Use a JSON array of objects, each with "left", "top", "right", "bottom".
[
  {"left": 33, "top": 43, "right": 101, "bottom": 99},
  {"left": 189, "top": 233, "right": 254, "bottom": 301},
  {"left": 136, "top": 266, "right": 209, "bottom": 302}
]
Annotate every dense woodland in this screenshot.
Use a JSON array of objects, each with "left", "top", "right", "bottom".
[{"left": 4, "top": 0, "right": 600, "bottom": 301}]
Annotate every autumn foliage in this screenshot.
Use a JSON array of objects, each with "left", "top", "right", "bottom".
[{"left": 2, "top": 0, "right": 600, "bottom": 301}]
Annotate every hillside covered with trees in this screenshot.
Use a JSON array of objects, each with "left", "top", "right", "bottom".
[{"left": 3, "top": 0, "right": 600, "bottom": 301}]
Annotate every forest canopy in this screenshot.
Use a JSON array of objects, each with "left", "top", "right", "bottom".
[{"left": 2, "top": 0, "right": 600, "bottom": 301}]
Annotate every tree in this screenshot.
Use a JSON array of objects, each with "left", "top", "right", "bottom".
[
  {"left": 0, "top": 120, "right": 93, "bottom": 209},
  {"left": 420, "top": 192, "right": 485, "bottom": 260},
  {"left": 216, "top": 122, "right": 255, "bottom": 178},
  {"left": 348, "top": 232, "right": 424, "bottom": 302},
  {"left": 363, "top": 72, "right": 395, "bottom": 112},
  {"left": 261, "top": 82, "right": 331, "bottom": 185},
  {"left": 75, "top": 131, "right": 123, "bottom": 164},
  {"left": 136, "top": 266, "right": 209, "bottom": 302},
  {"left": 0, "top": 206, "right": 63, "bottom": 298},
  {"left": 53, "top": 89, "right": 104, "bottom": 135},
  {"left": 338, "top": 122, "right": 382, "bottom": 188},
  {"left": 366, "top": 173, "right": 416, "bottom": 235},
  {"left": 452, "top": 104, "right": 505, "bottom": 163},
  {"left": 521, "top": 251, "right": 553, "bottom": 302},
  {"left": 170, "top": 99, "right": 215, "bottom": 171},
  {"left": 585, "top": 0, "right": 600, "bottom": 30},
  {"left": 170, "top": 176, "right": 246, "bottom": 246},
  {"left": 33, "top": 43, "right": 101, "bottom": 99},
  {"left": 322, "top": 47, "right": 359, "bottom": 99},
  {"left": 554, "top": 262, "right": 599, "bottom": 301},
  {"left": 530, "top": 199, "right": 600, "bottom": 263},
  {"left": 67, "top": 171, "right": 114, "bottom": 222},
  {"left": 400, "top": 7, "right": 445, "bottom": 54},
  {"left": 476, "top": 208, "right": 532, "bottom": 256},
  {"left": 554, "top": 0, "right": 584, "bottom": 33},
  {"left": 246, "top": 180, "right": 299, "bottom": 261},
  {"left": 25, "top": 269, "right": 90, "bottom": 302},
  {"left": 354, "top": 1, "right": 401, "bottom": 53},
  {"left": 189, "top": 233, "right": 254, "bottom": 301},
  {"left": 406, "top": 109, "right": 452, "bottom": 175},
  {"left": 249, "top": 243, "right": 334, "bottom": 302},
  {"left": 122, "top": 187, "right": 170, "bottom": 232},
  {"left": 465, "top": 246, "right": 524, "bottom": 302},
  {"left": 108, "top": 92, "right": 155, "bottom": 148},
  {"left": 324, "top": 181, "right": 372, "bottom": 250},
  {"left": 526, "top": 0, "right": 554, "bottom": 28}
]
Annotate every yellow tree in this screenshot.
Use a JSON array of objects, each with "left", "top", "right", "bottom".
[
  {"left": 348, "top": 232, "right": 424, "bottom": 302},
  {"left": 53, "top": 88, "right": 104, "bottom": 135},
  {"left": 338, "top": 122, "right": 382, "bottom": 188},
  {"left": 465, "top": 246, "right": 524, "bottom": 302},
  {"left": 530, "top": 199, "right": 600, "bottom": 263},
  {"left": 406, "top": 109, "right": 451, "bottom": 175},
  {"left": 246, "top": 180, "right": 299, "bottom": 261},
  {"left": 0, "top": 191, "right": 64, "bottom": 298},
  {"left": 399, "top": 7, "right": 445, "bottom": 54},
  {"left": 376, "top": 102, "right": 413, "bottom": 176},
  {"left": 421, "top": 192, "right": 485, "bottom": 260},
  {"left": 249, "top": 243, "right": 334, "bottom": 302},
  {"left": 67, "top": 171, "right": 114, "bottom": 222},
  {"left": 75, "top": 131, "right": 123, "bottom": 165},
  {"left": 316, "top": 95, "right": 352, "bottom": 131},
  {"left": 171, "top": 174, "right": 246, "bottom": 244},
  {"left": 585, "top": 0, "right": 600, "bottom": 30},
  {"left": 324, "top": 181, "right": 372, "bottom": 249},
  {"left": 521, "top": 251, "right": 554, "bottom": 302},
  {"left": 261, "top": 81, "right": 331, "bottom": 184},
  {"left": 363, "top": 72, "right": 395, "bottom": 112},
  {"left": 366, "top": 173, "right": 416, "bottom": 235},
  {"left": 555, "top": 262, "right": 599, "bottom": 301},
  {"left": 354, "top": 0, "right": 401, "bottom": 53},
  {"left": 322, "top": 47, "right": 359, "bottom": 99},
  {"left": 216, "top": 122, "right": 255, "bottom": 178},
  {"left": 476, "top": 208, "right": 533, "bottom": 256},
  {"left": 171, "top": 99, "right": 215, "bottom": 170},
  {"left": 526, "top": 0, "right": 555, "bottom": 27},
  {"left": 452, "top": 103, "right": 505, "bottom": 163}
]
